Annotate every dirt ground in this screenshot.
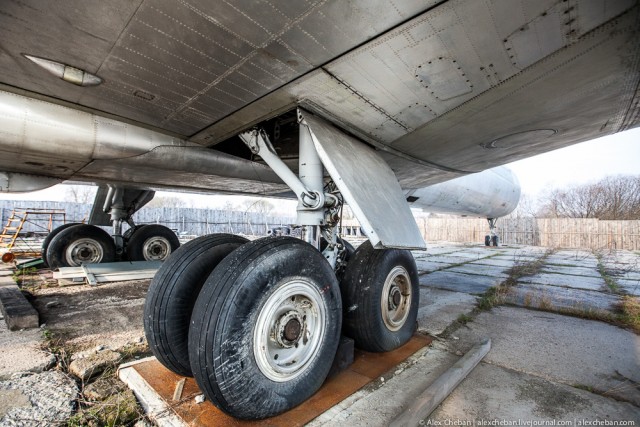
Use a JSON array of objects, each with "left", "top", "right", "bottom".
[{"left": 30, "top": 277, "right": 150, "bottom": 351}]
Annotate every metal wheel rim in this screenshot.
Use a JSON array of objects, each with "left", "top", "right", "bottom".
[
  {"left": 253, "top": 278, "right": 327, "bottom": 382},
  {"left": 142, "top": 236, "right": 171, "bottom": 261},
  {"left": 65, "top": 238, "right": 104, "bottom": 266},
  {"left": 381, "top": 266, "right": 412, "bottom": 332}
]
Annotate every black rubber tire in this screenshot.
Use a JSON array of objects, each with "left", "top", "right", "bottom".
[
  {"left": 144, "top": 234, "right": 248, "bottom": 377},
  {"left": 340, "top": 241, "right": 419, "bottom": 352},
  {"left": 492, "top": 235, "right": 499, "bottom": 247},
  {"left": 126, "top": 224, "right": 180, "bottom": 261},
  {"left": 46, "top": 224, "right": 116, "bottom": 270},
  {"left": 188, "top": 236, "right": 342, "bottom": 419},
  {"left": 123, "top": 224, "right": 146, "bottom": 242},
  {"left": 41, "top": 222, "right": 80, "bottom": 267},
  {"left": 485, "top": 235, "right": 491, "bottom": 246}
]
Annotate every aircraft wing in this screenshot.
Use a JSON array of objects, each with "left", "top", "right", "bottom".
[{"left": 0, "top": 0, "right": 638, "bottom": 193}]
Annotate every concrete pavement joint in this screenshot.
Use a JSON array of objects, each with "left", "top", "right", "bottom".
[
  {"left": 437, "top": 249, "right": 554, "bottom": 339},
  {"left": 418, "top": 250, "right": 507, "bottom": 276}
]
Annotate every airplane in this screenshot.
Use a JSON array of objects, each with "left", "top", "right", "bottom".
[{"left": 0, "top": 0, "right": 638, "bottom": 420}]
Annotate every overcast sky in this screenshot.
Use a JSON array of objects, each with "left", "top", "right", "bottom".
[
  {"left": 506, "top": 127, "right": 640, "bottom": 197},
  {"left": 1, "top": 127, "right": 639, "bottom": 212}
]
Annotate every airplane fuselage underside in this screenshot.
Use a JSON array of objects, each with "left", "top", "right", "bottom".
[{"left": 0, "top": 0, "right": 638, "bottom": 421}]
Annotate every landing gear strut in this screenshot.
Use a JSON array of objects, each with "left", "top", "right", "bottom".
[
  {"left": 42, "top": 186, "right": 180, "bottom": 269},
  {"left": 144, "top": 109, "right": 421, "bottom": 419},
  {"left": 485, "top": 218, "right": 499, "bottom": 247}
]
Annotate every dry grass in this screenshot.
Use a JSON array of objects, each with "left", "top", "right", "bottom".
[{"left": 618, "top": 296, "right": 640, "bottom": 333}]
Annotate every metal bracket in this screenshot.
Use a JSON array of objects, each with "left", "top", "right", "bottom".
[
  {"left": 239, "top": 129, "right": 323, "bottom": 210},
  {"left": 301, "top": 110, "right": 425, "bottom": 250}
]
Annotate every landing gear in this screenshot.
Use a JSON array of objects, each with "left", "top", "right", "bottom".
[
  {"left": 46, "top": 224, "right": 116, "bottom": 269},
  {"left": 485, "top": 218, "right": 500, "bottom": 247},
  {"left": 144, "top": 234, "right": 248, "bottom": 376},
  {"left": 188, "top": 237, "right": 342, "bottom": 419},
  {"left": 42, "top": 185, "right": 181, "bottom": 269},
  {"left": 126, "top": 224, "right": 180, "bottom": 261},
  {"left": 341, "top": 241, "right": 419, "bottom": 352},
  {"left": 142, "top": 109, "right": 426, "bottom": 419}
]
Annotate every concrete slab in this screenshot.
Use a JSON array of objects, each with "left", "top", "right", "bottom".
[
  {"left": 546, "top": 253, "right": 599, "bottom": 269},
  {"left": 541, "top": 264, "right": 602, "bottom": 278},
  {"left": 429, "top": 362, "right": 640, "bottom": 422},
  {"left": 443, "top": 250, "right": 500, "bottom": 260},
  {"left": 599, "top": 251, "right": 640, "bottom": 267},
  {"left": 0, "top": 371, "right": 78, "bottom": 425},
  {"left": 614, "top": 271, "right": 640, "bottom": 282},
  {"left": 520, "top": 272, "right": 606, "bottom": 291},
  {"left": 417, "top": 255, "right": 477, "bottom": 265},
  {"left": 415, "top": 260, "right": 450, "bottom": 273},
  {"left": 446, "top": 307, "right": 640, "bottom": 406},
  {"left": 506, "top": 284, "right": 620, "bottom": 311},
  {"left": 447, "top": 264, "right": 509, "bottom": 279},
  {"left": 0, "top": 284, "right": 39, "bottom": 330},
  {"left": 617, "top": 278, "right": 640, "bottom": 297},
  {"left": 468, "top": 258, "right": 518, "bottom": 268},
  {"left": 0, "top": 319, "right": 54, "bottom": 379},
  {"left": 420, "top": 271, "right": 502, "bottom": 295},
  {"left": 417, "top": 288, "right": 478, "bottom": 336},
  {"left": 491, "top": 254, "right": 543, "bottom": 263},
  {"left": 309, "top": 343, "right": 460, "bottom": 426}
]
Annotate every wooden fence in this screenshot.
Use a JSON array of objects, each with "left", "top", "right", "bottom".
[
  {"left": 0, "top": 201, "right": 296, "bottom": 237},
  {"left": 417, "top": 217, "right": 640, "bottom": 251},
  {"left": 1, "top": 201, "right": 638, "bottom": 250}
]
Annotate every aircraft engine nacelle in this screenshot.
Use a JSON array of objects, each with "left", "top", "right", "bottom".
[{"left": 406, "top": 166, "right": 520, "bottom": 218}]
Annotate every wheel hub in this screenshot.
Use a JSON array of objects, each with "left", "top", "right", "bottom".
[
  {"left": 276, "top": 311, "right": 303, "bottom": 346},
  {"left": 388, "top": 286, "right": 402, "bottom": 309},
  {"left": 381, "top": 266, "right": 412, "bottom": 332},
  {"left": 142, "top": 236, "right": 171, "bottom": 261},
  {"left": 254, "top": 280, "right": 327, "bottom": 382},
  {"left": 283, "top": 318, "right": 302, "bottom": 342},
  {"left": 66, "top": 238, "right": 104, "bottom": 266}
]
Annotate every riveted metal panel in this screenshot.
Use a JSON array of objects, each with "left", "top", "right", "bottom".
[{"left": 303, "top": 112, "right": 425, "bottom": 250}]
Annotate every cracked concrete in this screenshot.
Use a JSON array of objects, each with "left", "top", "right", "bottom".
[{"left": 312, "top": 242, "right": 640, "bottom": 425}]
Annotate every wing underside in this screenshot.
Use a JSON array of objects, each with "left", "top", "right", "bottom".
[{"left": 0, "top": 0, "right": 638, "bottom": 193}]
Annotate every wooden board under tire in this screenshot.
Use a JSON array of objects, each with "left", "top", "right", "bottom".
[{"left": 118, "top": 335, "right": 432, "bottom": 426}]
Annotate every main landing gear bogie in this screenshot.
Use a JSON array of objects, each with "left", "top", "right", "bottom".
[
  {"left": 144, "top": 113, "right": 424, "bottom": 419},
  {"left": 43, "top": 222, "right": 181, "bottom": 269},
  {"left": 144, "top": 233, "right": 420, "bottom": 419},
  {"left": 188, "top": 236, "right": 342, "bottom": 419}
]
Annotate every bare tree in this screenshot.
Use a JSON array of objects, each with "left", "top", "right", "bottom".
[
  {"left": 538, "top": 175, "right": 640, "bottom": 220},
  {"left": 147, "top": 196, "right": 187, "bottom": 208},
  {"left": 65, "top": 185, "right": 96, "bottom": 204},
  {"left": 507, "top": 193, "right": 538, "bottom": 218},
  {"left": 241, "top": 199, "right": 275, "bottom": 215}
]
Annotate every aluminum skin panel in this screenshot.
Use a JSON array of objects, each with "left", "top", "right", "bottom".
[{"left": 303, "top": 112, "right": 425, "bottom": 250}]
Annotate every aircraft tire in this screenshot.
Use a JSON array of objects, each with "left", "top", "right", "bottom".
[
  {"left": 340, "top": 241, "right": 419, "bottom": 352},
  {"left": 46, "top": 224, "right": 116, "bottom": 270},
  {"left": 484, "top": 235, "right": 491, "bottom": 246},
  {"left": 492, "top": 235, "right": 499, "bottom": 247},
  {"left": 41, "top": 222, "right": 81, "bottom": 267},
  {"left": 123, "top": 224, "right": 146, "bottom": 242},
  {"left": 126, "top": 224, "right": 180, "bottom": 261},
  {"left": 188, "top": 236, "right": 342, "bottom": 419},
  {"left": 143, "top": 234, "right": 248, "bottom": 377}
]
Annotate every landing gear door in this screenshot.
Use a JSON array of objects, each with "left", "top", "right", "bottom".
[{"left": 302, "top": 111, "right": 426, "bottom": 250}]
